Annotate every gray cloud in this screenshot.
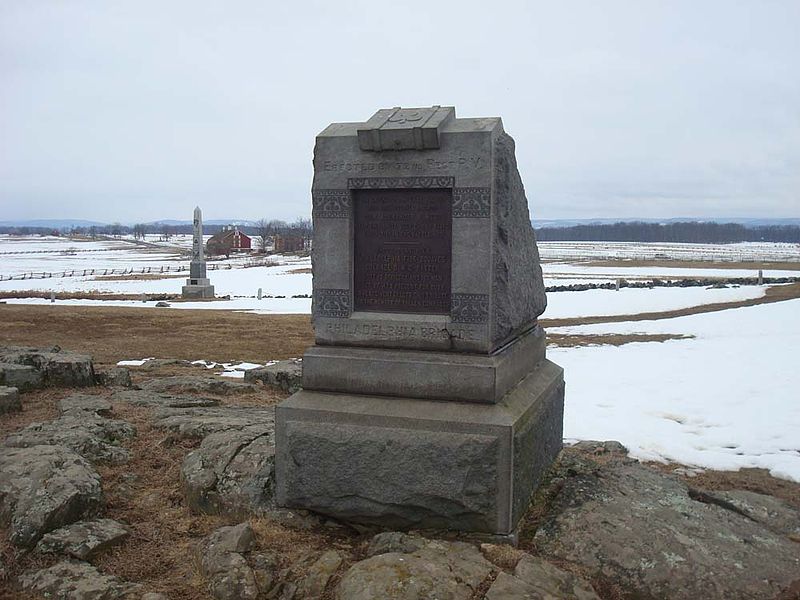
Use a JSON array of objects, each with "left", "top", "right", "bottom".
[{"left": 1, "top": 0, "right": 798, "bottom": 222}]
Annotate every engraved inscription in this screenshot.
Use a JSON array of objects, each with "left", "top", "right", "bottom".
[
  {"left": 325, "top": 321, "right": 479, "bottom": 342},
  {"left": 453, "top": 187, "right": 491, "bottom": 218},
  {"left": 312, "top": 189, "right": 351, "bottom": 218},
  {"left": 354, "top": 188, "right": 452, "bottom": 314},
  {"left": 451, "top": 293, "right": 489, "bottom": 324},
  {"left": 315, "top": 288, "right": 351, "bottom": 318},
  {"left": 323, "top": 156, "right": 482, "bottom": 173}
]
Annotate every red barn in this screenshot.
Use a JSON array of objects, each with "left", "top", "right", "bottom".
[{"left": 206, "top": 225, "right": 252, "bottom": 255}]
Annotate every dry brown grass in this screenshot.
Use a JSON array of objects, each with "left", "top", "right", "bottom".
[
  {"left": 547, "top": 333, "right": 693, "bottom": 348},
  {"left": 541, "top": 281, "right": 800, "bottom": 328},
  {"left": 0, "top": 305, "right": 312, "bottom": 367}
]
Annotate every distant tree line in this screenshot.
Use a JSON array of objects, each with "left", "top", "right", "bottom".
[
  {"left": 0, "top": 218, "right": 313, "bottom": 246},
  {"left": 534, "top": 222, "right": 800, "bottom": 244}
]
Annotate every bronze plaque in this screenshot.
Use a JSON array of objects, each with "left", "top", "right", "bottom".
[{"left": 354, "top": 188, "right": 452, "bottom": 314}]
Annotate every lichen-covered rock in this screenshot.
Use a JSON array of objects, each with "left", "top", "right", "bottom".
[
  {"left": 4, "top": 413, "right": 135, "bottom": 464},
  {"left": 95, "top": 367, "right": 132, "bottom": 387},
  {"left": 365, "top": 531, "right": 427, "bottom": 558},
  {"left": 534, "top": 451, "right": 800, "bottom": 599},
  {"left": 20, "top": 560, "right": 139, "bottom": 599},
  {"left": 336, "top": 537, "right": 493, "bottom": 600},
  {"left": 0, "top": 363, "right": 43, "bottom": 391},
  {"left": 0, "top": 346, "right": 95, "bottom": 387},
  {"left": 491, "top": 132, "right": 546, "bottom": 346},
  {"left": 197, "top": 523, "right": 260, "bottom": 600},
  {"left": 295, "top": 550, "right": 343, "bottom": 600},
  {"left": 36, "top": 518, "right": 130, "bottom": 559},
  {"left": 0, "top": 385, "right": 21, "bottom": 413},
  {"left": 59, "top": 394, "right": 113, "bottom": 416},
  {"left": 154, "top": 406, "right": 274, "bottom": 441},
  {"left": 143, "top": 376, "right": 256, "bottom": 395},
  {"left": 244, "top": 359, "right": 303, "bottom": 393},
  {"left": 181, "top": 425, "right": 275, "bottom": 517},
  {"left": 485, "top": 555, "right": 599, "bottom": 600},
  {"left": 698, "top": 489, "right": 800, "bottom": 539},
  {"left": 0, "top": 445, "right": 103, "bottom": 547}
]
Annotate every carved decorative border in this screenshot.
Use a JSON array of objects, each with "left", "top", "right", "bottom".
[
  {"left": 348, "top": 176, "right": 455, "bottom": 189},
  {"left": 312, "top": 189, "right": 351, "bottom": 218},
  {"left": 315, "top": 288, "right": 351, "bottom": 318},
  {"left": 452, "top": 187, "right": 491, "bottom": 218},
  {"left": 451, "top": 293, "right": 489, "bottom": 324}
]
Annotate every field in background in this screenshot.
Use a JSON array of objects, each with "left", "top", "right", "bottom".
[{"left": 1, "top": 234, "right": 799, "bottom": 482}]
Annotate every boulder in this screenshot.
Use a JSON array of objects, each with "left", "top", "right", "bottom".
[
  {"left": 196, "top": 523, "right": 260, "bottom": 600},
  {"left": 0, "top": 445, "right": 103, "bottom": 547},
  {"left": 295, "top": 550, "right": 343, "bottom": 600},
  {"left": 4, "top": 413, "right": 135, "bottom": 464},
  {"left": 112, "top": 389, "right": 220, "bottom": 409},
  {"left": 0, "top": 385, "right": 21, "bottom": 413},
  {"left": 0, "top": 363, "right": 43, "bottom": 391},
  {"left": 244, "top": 359, "right": 303, "bottom": 393},
  {"left": 336, "top": 536, "right": 493, "bottom": 600},
  {"left": 20, "top": 560, "right": 139, "bottom": 599},
  {"left": 0, "top": 346, "right": 95, "bottom": 387},
  {"left": 143, "top": 376, "right": 256, "bottom": 395},
  {"left": 36, "top": 517, "right": 130, "bottom": 559},
  {"left": 95, "top": 367, "right": 132, "bottom": 388},
  {"left": 533, "top": 449, "right": 800, "bottom": 599},
  {"left": 365, "top": 531, "right": 427, "bottom": 557},
  {"left": 181, "top": 424, "right": 275, "bottom": 517}
]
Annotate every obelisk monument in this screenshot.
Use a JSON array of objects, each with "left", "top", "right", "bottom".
[{"left": 181, "top": 206, "right": 215, "bottom": 299}]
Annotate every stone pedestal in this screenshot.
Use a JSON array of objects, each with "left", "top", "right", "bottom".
[
  {"left": 181, "top": 277, "right": 215, "bottom": 299},
  {"left": 277, "top": 360, "right": 563, "bottom": 535},
  {"left": 275, "top": 106, "right": 564, "bottom": 537}
]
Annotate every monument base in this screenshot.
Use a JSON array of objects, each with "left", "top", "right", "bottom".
[
  {"left": 275, "top": 360, "right": 564, "bottom": 535},
  {"left": 302, "top": 325, "right": 545, "bottom": 404},
  {"left": 182, "top": 277, "right": 215, "bottom": 299}
]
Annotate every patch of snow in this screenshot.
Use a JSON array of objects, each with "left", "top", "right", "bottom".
[{"left": 116, "top": 358, "right": 154, "bottom": 366}]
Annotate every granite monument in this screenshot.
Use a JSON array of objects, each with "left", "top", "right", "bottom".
[
  {"left": 182, "top": 206, "right": 215, "bottom": 299},
  {"left": 275, "top": 106, "right": 565, "bottom": 540}
]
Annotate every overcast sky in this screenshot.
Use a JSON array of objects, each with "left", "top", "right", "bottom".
[{"left": 1, "top": 1, "right": 798, "bottom": 223}]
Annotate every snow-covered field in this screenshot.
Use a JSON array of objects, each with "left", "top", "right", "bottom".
[
  {"left": 2, "top": 234, "right": 798, "bottom": 481},
  {"left": 551, "top": 298, "right": 800, "bottom": 482}
]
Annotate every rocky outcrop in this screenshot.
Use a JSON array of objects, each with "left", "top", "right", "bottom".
[
  {"left": 0, "top": 445, "right": 103, "bottom": 547},
  {"left": 0, "top": 363, "right": 43, "bottom": 391},
  {"left": 485, "top": 555, "right": 599, "bottom": 599},
  {"left": 153, "top": 405, "right": 274, "bottom": 441},
  {"left": 244, "top": 359, "right": 303, "bottom": 393},
  {"left": 112, "top": 388, "right": 220, "bottom": 408},
  {"left": 20, "top": 560, "right": 139, "bottom": 599},
  {"left": 196, "top": 523, "right": 277, "bottom": 600},
  {"left": 142, "top": 376, "right": 256, "bottom": 395},
  {"left": 4, "top": 408, "right": 135, "bottom": 465},
  {"left": 182, "top": 424, "right": 275, "bottom": 517},
  {"left": 533, "top": 446, "right": 800, "bottom": 599},
  {"left": 95, "top": 367, "right": 132, "bottom": 388},
  {"left": 336, "top": 536, "right": 494, "bottom": 600},
  {"left": 0, "top": 385, "right": 21, "bottom": 413},
  {"left": 36, "top": 518, "right": 130, "bottom": 559},
  {"left": 0, "top": 345, "right": 95, "bottom": 387}
]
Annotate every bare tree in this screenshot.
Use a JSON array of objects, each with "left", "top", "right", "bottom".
[
  {"left": 291, "top": 217, "right": 313, "bottom": 249},
  {"left": 255, "top": 219, "right": 270, "bottom": 253}
]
